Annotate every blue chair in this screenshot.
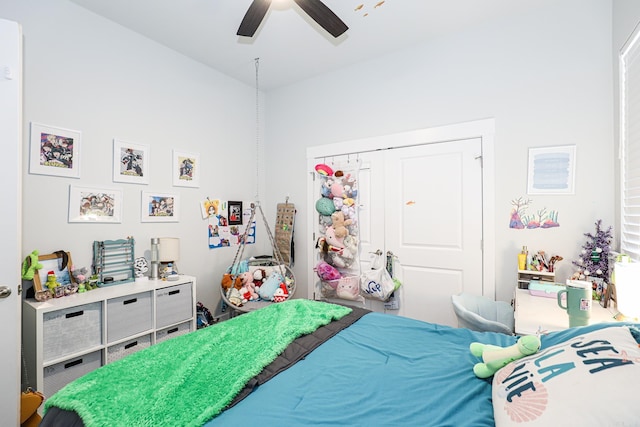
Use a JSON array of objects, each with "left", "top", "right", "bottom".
[{"left": 451, "top": 292, "right": 514, "bottom": 335}]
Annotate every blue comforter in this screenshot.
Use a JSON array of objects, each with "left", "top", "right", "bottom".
[{"left": 210, "top": 313, "right": 632, "bottom": 426}]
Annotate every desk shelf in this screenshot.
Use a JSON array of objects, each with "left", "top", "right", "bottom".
[{"left": 517, "top": 269, "right": 555, "bottom": 289}]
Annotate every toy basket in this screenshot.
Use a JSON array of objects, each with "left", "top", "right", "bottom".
[{"left": 221, "top": 257, "right": 296, "bottom": 313}]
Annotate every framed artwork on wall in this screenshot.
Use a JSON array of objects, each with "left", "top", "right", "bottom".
[
  {"left": 68, "top": 185, "right": 123, "bottom": 223},
  {"left": 29, "top": 122, "right": 81, "bottom": 178},
  {"left": 141, "top": 191, "right": 180, "bottom": 222},
  {"left": 228, "top": 201, "right": 243, "bottom": 225},
  {"left": 113, "top": 139, "right": 150, "bottom": 184},
  {"left": 172, "top": 150, "right": 200, "bottom": 188},
  {"left": 527, "top": 145, "right": 576, "bottom": 195}
]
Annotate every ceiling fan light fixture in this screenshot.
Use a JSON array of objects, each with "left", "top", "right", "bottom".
[{"left": 237, "top": 0, "right": 348, "bottom": 38}]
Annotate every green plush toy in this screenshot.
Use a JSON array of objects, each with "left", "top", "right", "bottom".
[
  {"left": 21, "top": 250, "right": 43, "bottom": 280},
  {"left": 470, "top": 335, "right": 541, "bottom": 379}
]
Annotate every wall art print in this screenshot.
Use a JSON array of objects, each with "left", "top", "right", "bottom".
[
  {"left": 172, "top": 150, "right": 200, "bottom": 188},
  {"left": 29, "top": 122, "right": 81, "bottom": 178},
  {"left": 509, "top": 196, "right": 560, "bottom": 229},
  {"left": 113, "top": 139, "right": 150, "bottom": 184},
  {"left": 68, "top": 185, "right": 122, "bottom": 223},
  {"left": 141, "top": 191, "right": 179, "bottom": 222}
]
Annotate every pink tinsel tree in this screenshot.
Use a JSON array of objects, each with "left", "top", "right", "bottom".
[{"left": 571, "top": 220, "right": 613, "bottom": 282}]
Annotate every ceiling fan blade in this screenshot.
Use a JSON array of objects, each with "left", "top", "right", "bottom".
[
  {"left": 293, "top": 0, "right": 348, "bottom": 38},
  {"left": 237, "top": 0, "right": 272, "bottom": 37}
]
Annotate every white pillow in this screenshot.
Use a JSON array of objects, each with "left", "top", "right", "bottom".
[{"left": 492, "top": 326, "right": 640, "bottom": 426}]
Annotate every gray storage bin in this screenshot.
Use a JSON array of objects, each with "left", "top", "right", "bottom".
[
  {"left": 155, "top": 321, "right": 192, "bottom": 344},
  {"left": 43, "top": 302, "right": 102, "bottom": 363},
  {"left": 106, "top": 291, "right": 152, "bottom": 343},
  {"left": 106, "top": 334, "right": 152, "bottom": 363},
  {"left": 156, "top": 283, "right": 193, "bottom": 328},
  {"left": 43, "top": 350, "right": 102, "bottom": 397}
]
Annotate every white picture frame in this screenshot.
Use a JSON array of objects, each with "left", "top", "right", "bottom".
[
  {"left": 68, "top": 185, "right": 123, "bottom": 223},
  {"left": 112, "top": 139, "right": 150, "bottom": 184},
  {"left": 29, "top": 122, "right": 81, "bottom": 178},
  {"left": 141, "top": 191, "right": 180, "bottom": 222},
  {"left": 172, "top": 149, "right": 200, "bottom": 188},
  {"left": 527, "top": 145, "right": 576, "bottom": 195}
]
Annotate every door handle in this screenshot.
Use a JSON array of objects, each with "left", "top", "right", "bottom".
[{"left": 0, "top": 286, "right": 12, "bottom": 299}]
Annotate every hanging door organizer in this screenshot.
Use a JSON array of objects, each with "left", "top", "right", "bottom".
[{"left": 92, "top": 237, "right": 136, "bottom": 287}]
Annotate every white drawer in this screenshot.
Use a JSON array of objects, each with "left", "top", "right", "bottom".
[
  {"left": 43, "top": 350, "right": 102, "bottom": 397},
  {"left": 156, "top": 283, "right": 193, "bottom": 328},
  {"left": 43, "top": 302, "right": 102, "bottom": 363},
  {"left": 155, "top": 321, "right": 192, "bottom": 344},
  {"left": 106, "top": 291, "right": 153, "bottom": 343},
  {"left": 106, "top": 334, "right": 152, "bottom": 363}
]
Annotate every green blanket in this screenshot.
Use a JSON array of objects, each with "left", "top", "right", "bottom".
[{"left": 44, "top": 299, "right": 351, "bottom": 427}]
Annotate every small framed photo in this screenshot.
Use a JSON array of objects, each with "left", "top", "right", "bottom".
[
  {"left": 228, "top": 201, "right": 243, "bottom": 225},
  {"left": 527, "top": 145, "right": 576, "bottom": 195},
  {"left": 33, "top": 251, "right": 76, "bottom": 291},
  {"left": 141, "top": 191, "right": 180, "bottom": 222},
  {"left": 172, "top": 150, "right": 200, "bottom": 188},
  {"left": 29, "top": 122, "right": 81, "bottom": 178},
  {"left": 68, "top": 185, "right": 123, "bottom": 223},
  {"left": 113, "top": 139, "right": 150, "bottom": 184}
]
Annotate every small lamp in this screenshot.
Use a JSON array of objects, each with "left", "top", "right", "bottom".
[
  {"left": 159, "top": 237, "right": 180, "bottom": 277},
  {"left": 150, "top": 237, "right": 160, "bottom": 279}
]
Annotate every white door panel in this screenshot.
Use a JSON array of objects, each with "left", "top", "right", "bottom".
[
  {"left": 0, "top": 18, "right": 22, "bottom": 425},
  {"left": 386, "top": 139, "right": 483, "bottom": 325}
]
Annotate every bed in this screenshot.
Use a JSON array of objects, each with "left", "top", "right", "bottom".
[{"left": 40, "top": 299, "right": 640, "bottom": 427}]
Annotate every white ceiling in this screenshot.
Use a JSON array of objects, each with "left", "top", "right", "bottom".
[{"left": 70, "top": 0, "right": 546, "bottom": 91}]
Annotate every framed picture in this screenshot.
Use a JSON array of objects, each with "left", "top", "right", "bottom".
[
  {"left": 68, "top": 185, "right": 123, "bottom": 223},
  {"left": 228, "top": 201, "right": 243, "bottom": 225},
  {"left": 141, "top": 191, "right": 180, "bottom": 222},
  {"left": 113, "top": 139, "right": 150, "bottom": 184},
  {"left": 33, "top": 251, "right": 75, "bottom": 291},
  {"left": 527, "top": 145, "right": 576, "bottom": 195},
  {"left": 29, "top": 122, "right": 81, "bottom": 178},
  {"left": 172, "top": 150, "right": 200, "bottom": 188}
]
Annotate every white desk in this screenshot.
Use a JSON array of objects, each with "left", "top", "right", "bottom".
[{"left": 514, "top": 289, "right": 619, "bottom": 335}]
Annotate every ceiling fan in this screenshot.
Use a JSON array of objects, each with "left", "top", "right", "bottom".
[{"left": 237, "top": 0, "right": 348, "bottom": 38}]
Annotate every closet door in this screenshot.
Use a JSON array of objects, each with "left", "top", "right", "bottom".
[{"left": 384, "top": 139, "right": 483, "bottom": 326}]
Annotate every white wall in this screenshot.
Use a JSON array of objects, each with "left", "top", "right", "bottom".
[
  {"left": 265, "top": 0, "right": 615, "bottom": 303},
  {"left": 2, "top": 0, "right": 268, "bottom": 309},
  {"left": 0, "top": 0, "right": 621, "bottom": 309}
]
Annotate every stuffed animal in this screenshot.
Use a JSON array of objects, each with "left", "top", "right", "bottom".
[
  {"left": 227, "top": 287, "right": 244, "bottom": 306},
  {"left": 239, "top": 271, "right": 259, "bottom": 301},
  {"left": 315, "top": 261, "right": 342, "bottom": 282},
  {"left": 221, "top": 273, "right": 242, "bottom": 291},
  {"left": 470, "top": 335, "right": 541, "bottom": 379},
  {"left": 336, "top": 277, "right": 360, "bottom": 301},
  {"left": 272, "top": 283, "right": 289, "bottom": 303},
  {"left": 331, "top": 211, "right": 352, "bottom": 239},
  {"left": 259, "top": 271, "right": 285, "bottom": 301},
  {"left": 71, "top": 266, "right": 89, "bottom": 284},
  {"left": 252, "top": 268, "right": 267, "bottom": 288},
  {"left": 21, "top": 250, "right": 43, "bottom": 280}
]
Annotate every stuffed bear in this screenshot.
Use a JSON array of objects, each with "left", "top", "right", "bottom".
[
  {"left": 331, "top": 211, "right": 352, "bottom": 239},
  {"left": 470, "top": 335, "right": 541, "bottom": 379},
  {"left": 221, "top": 273, "right": 242, "bottom": 291}
]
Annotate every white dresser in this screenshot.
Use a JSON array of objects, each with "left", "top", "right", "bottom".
[{"left": 22, "top": 275, "right": 196, "bottom": 398}]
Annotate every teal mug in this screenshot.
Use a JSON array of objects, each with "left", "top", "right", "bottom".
[{"left": 557, "top": 280, "right": 592, "bottom": 327}]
